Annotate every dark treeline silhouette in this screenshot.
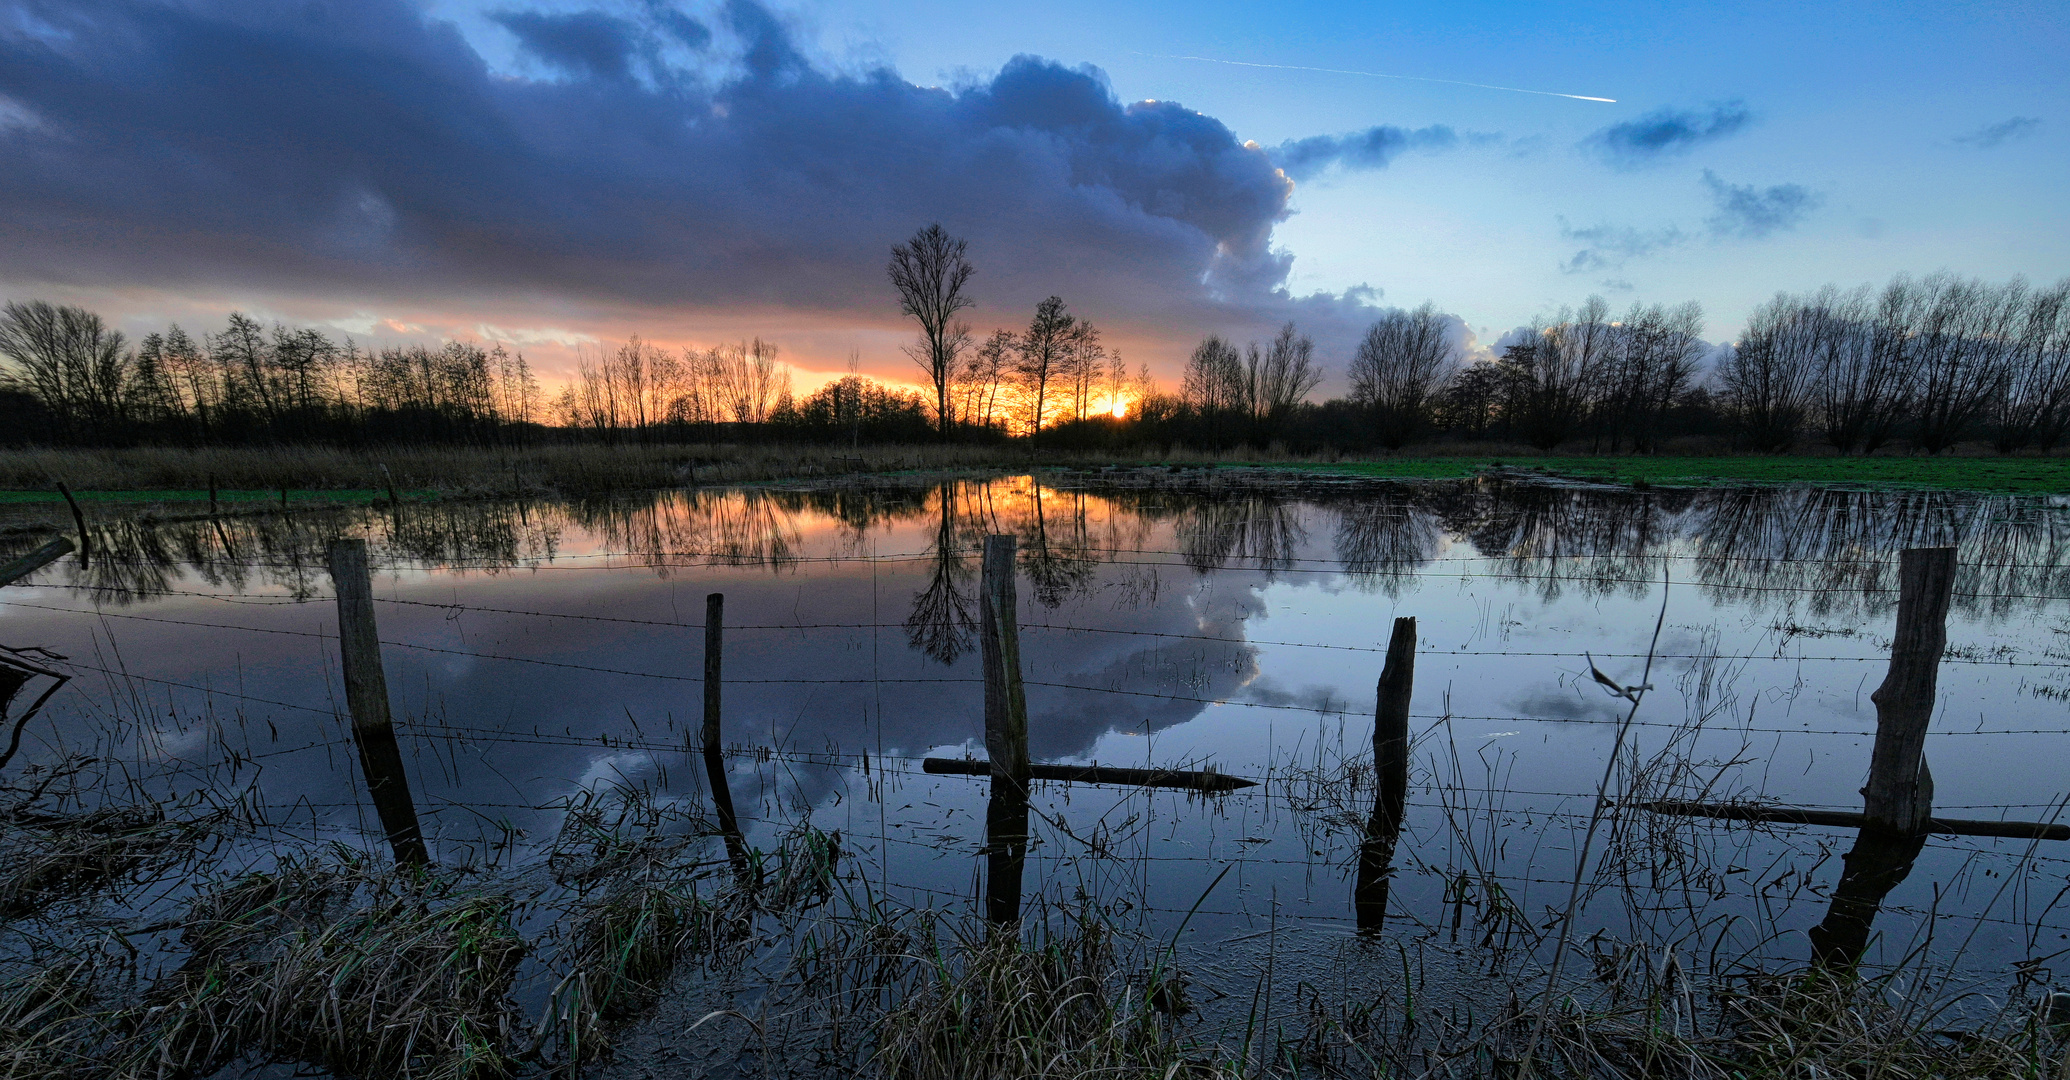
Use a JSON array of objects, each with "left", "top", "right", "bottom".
[
  {"left": 0, "top": 302, "right": 545, "bottom": 446},
  {"left": 8, "top": 237, "right": 2068, "bottom": 455}
]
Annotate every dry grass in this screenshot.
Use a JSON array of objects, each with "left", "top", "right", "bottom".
[
  {"left": 0, "top": 806, "right": 214, "bottom": 920},
  {"left": 122, "top": 858, "right": 526, "bottom": 1080}
]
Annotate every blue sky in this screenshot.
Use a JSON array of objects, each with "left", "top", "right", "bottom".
[{"left": 2, "top": 0, "right": 2062, "bottom": 388}]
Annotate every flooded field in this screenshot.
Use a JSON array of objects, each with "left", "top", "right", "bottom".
[{"left": 6, "top": 470, "right": 2070, "bottom": 1076}]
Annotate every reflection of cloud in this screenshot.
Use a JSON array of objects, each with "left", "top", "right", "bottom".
[
  {"left": 1583, "top": 102, "right": 1751, "bottom": 167},
  {"left": 1702, "top": 170, "right": 1819, "bottom": 238},
  {"left": 1511, "top": 685, "right": 1622, "bottom": 723},
  {"left": 1954, "top": 116, "right": 2041, "bottom": 148}
]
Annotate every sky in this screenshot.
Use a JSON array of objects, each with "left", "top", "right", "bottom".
[{"left": 1, "top": 0, "right": 2063, "bottom": 394}]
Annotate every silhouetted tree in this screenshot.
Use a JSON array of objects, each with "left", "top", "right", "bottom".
[{"left": 887, "top": 223, "right": 976, "bottom": 439}]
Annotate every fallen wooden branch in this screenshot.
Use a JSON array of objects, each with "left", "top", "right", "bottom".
[
  {"left": 1639, "top": 800, "right": 2070, "bottom": 841},
  {"left": 0, "top": 538, "right": 75, "bottom": 587},
  {"left": 921, "top": 757, "right": 1257, "bottom": 792}
]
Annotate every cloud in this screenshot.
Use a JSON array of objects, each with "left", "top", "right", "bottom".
[
  {"left": 1272, "top": 124, "right": 1460, "bottom": 180},
  {"left": 491, "top": 10, "right": 643, "bottom": 80},
  {"left": 1555, "top": 218, "right": 1688, "bottom": 273},
  {"left": 1583, "top": 101, "right": 1750, "bottom": 166},
  {"left": 1701, "top": 170, "right": 1819, "bottom": 238},
  {"left": 1954, "top": 116, "right": 2041, "bottom": 148},
  {"left": 0, "top": 0, "right": 1383, "bottom": 353}
]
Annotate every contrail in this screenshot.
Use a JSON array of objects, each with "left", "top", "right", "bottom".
[{"left": 1139, "top": 53, "right": 1616, "bottom": 103}]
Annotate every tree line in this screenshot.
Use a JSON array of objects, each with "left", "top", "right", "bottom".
[
  {"left": 8, "top": 218, "right": 2068, "bottom": 455},
  {"left": 0, "top": 303, "right": 545, "bottom": 445}
]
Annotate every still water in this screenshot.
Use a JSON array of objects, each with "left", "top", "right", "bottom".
[{"left": 6, "top": 471, "right": 2070, "bottom": 986}]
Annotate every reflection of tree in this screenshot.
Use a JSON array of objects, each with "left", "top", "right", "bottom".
[
  {"left": 1333, "top": 491, "right": 1443, "bottom": 596},
  {"left": 1173, "top": 495, "right": 1305, "bottom": 575},
  {"left": 1017, "top": 486, "right": 1099, "bottom": 608},
  {"left": 904, "top": 485, "right": 977, "bottom": 665}
]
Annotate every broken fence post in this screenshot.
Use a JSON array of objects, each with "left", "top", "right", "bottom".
[
  {"left": 1355, "top": 616, "right": 1414, "bottom": 931},
  {"left": 325, "top": 539, "right": 429, "bottom": 868},
  {"left": 1863, "top": 546, "right": 1956, "bottom": 835}
]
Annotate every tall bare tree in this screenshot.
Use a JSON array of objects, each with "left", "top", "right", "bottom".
[
  {"left": 1014, "top": 296, "right": 1075, "bottom": 436},
  {"left": 887, "top": 224, "right": 976, "bottom": 439},
  {"left": 1349, "top": 303, "right": 1458, "bottom": 449},
  {"left": 1249, "top": 322, "right": 1324, "bottom": 429},
  {"left": 1723, "top": 292, "right": 1825, "bottom": 451}
]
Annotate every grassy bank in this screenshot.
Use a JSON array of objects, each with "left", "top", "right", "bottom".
[{"left": 4, "top": 444, "right": 2069, "bottom": 500}]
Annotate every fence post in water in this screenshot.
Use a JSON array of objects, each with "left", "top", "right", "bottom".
[
  {"left": 1355, "top": 616, "right": 1415, "bottom": 931},
  {"left": 702, "top": 592, "right": 748, "bottom": 870},
  {"left": 324, "top": 539, "right": 429, "bottom": 867},
  {"left": 1862, "top": 546, "right": 1956, "bottom": 835},
  {"left": 980, "top": 534, "right": 1030, "bottom": 925}
]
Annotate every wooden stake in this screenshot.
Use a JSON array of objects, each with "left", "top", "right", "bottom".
[
  {"left": 1356, "top": 616, "right": 1414, "bottom": 931},
  {"left": 1863, "top": 547, "right": 1956, "bottom": 835},
  {"left": 979, "top": 534, "right": 1030, "bottom": 925},
  {"left": 325, "top": 539, "right": 429, "bottom": 867},
  {"left": 979, "top": 535, "right": 1030, "bottom": 787},
  {"left": 702, "top": 593, "right": 747, "bottom": 870},
  {"left": 55, "top": 482, "right": 89, "bottom": 572}
]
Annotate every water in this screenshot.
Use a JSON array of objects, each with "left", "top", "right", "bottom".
[{"left": 6, "top": 470, "right": 2070, "bottom": 990}]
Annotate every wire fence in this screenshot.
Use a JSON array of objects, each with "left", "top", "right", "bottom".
[{"left": 8, "top": 540, "right": 2070, "bottom": 951}]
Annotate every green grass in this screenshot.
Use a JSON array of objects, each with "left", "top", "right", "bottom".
[{"left": 1292, "top": 455, "right": 2070, "bottom": 493}]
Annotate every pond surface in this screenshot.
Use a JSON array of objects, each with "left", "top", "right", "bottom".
[{"left": 6, "top": 470, "right": 2070, "bottom": 991}]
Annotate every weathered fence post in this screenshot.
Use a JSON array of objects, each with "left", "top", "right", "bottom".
[
  {"left": 702, "top": 592, "right": 748, "bottom": 870},
  {"left": 324, "top": 539, "right": 428, "bottom": 867},
  {"left": 980, "top": 534, "right": 1030, "bottom": 925},
  {"left": 1355, "top": 616, "right": 1415, "bottom": 931},
  {"left": 1862, "top": 547, "right": 1956, "bottom": 835},
  {"left": 56, "top": 482, "right": 90, "bottom": 572}
]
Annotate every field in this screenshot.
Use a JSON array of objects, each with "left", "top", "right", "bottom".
[{"left": 3, "top": 444, "right": 2069, "bottom": 504}]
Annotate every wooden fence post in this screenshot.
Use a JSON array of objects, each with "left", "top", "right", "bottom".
[
  {"left": 56, "top": 482, "right": 90, "bottom": 572},
  {"left": 702, "top": 592, "right": 748, "bottom": 870},
  {"left": 980, "top": 534, "right": 1030, "bottom": 925},
  {"left": 1862, "top": 547, "right": 1956, "bottom": 835},
  {"left": 325, "top": 539, "right": 428, "bottom": 867},
  {"left": 1355, "top": 616, "right": 1414, "bottom": 931}
]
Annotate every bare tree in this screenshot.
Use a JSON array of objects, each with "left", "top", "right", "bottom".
[
  {"left": 1995, "top": 279, "right": 2070, "bottom": 452},
  {"left": 1348, "top": 303, "right": 1458, "bottom": 449},
  {"left": 0, "top": 300, "right": 135, "bottom": 439},
  {"left": 1180, "top": 335, "right": 1246, "bottom": 418},
  {"left": 1249, "top": 322, "right": 1324, "bottom": 428},
  {"left": 1909, "top": 273, "right": 2017, "bottom": 453},
  {"left": 1723, "top": 292, "right": 1825, "bottom": 451},
  {"left": 1013, "top": 296, "right": 1075, "bottom": 436},
  {"left": 887, "top": 223, "right": 976, "bottom": 439}
]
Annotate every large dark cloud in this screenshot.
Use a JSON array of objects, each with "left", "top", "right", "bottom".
[
  {"left": 1583, "top": 101, "right": 1750, "bottom": 167},
  {"left": 0, "top": 0, "right": 1378, "bottom": 342}
]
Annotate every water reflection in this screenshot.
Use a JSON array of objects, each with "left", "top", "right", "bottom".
[
  {"left": 7, "top": 471, "right": 2070, "bottom": 984},
  {"left": 13, "top": 476, "right": 2070, "bottom": 621},
  {"left": 1807, "top": 828, "right": 1928, "bottom": 971}
]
